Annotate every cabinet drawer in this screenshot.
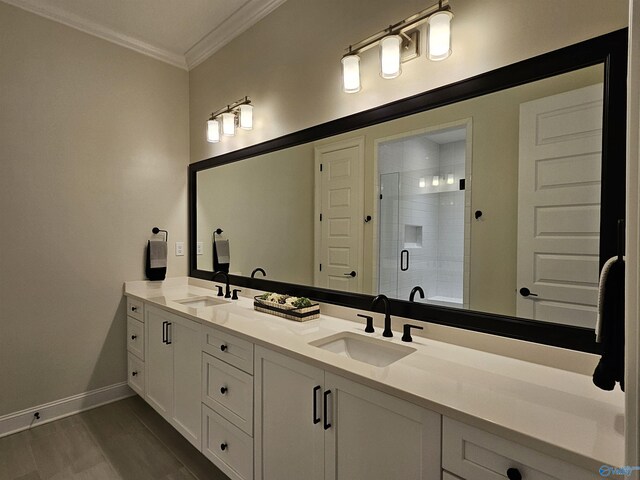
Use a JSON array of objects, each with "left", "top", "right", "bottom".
[
  {"left": 127, "top": 317, "right": 144, "bottom": 360},
  {"left": 128, "top": 353, "right": 145, "bottom": 397},
  {"left": 127, "top": 297, "right": 144, "bottom": 321},
  {"left": 202, "top": 404, "right": 253, "bottom": 480},
  {"left": 442, "top": 417, "right": 600, "bottom": 480},
  {"left": 203, "top": 353, "right": 253, "bottom": 435},
  {"left": 202, "top": 325, "right": 253, "bottom": 374}
]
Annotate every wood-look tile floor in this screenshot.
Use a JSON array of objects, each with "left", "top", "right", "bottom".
[{"left": 0, "top": 396, "right": 230, "bottom": 480}]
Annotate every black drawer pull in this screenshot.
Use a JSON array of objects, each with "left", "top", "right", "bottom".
[
  {"left": 131, "top": 335, "right": 137, "bottom": 340},
  {"left": 220, "top": 386, "right": 228, "bottom": 394},
  {"left": 312, "top": 386, "right": 321, "bottom": 424},
  {"left": 131, "top": 306, "right": 138, "bottom": 312},
  {"left": 220, "top": 344, "right": 227, "bottom": 352},
  {"left": 132, "top": 371, "right": 138, "bottom": 376},
  {"left": 220, "top": 443, "right": 228, "bottom": 451},
  {"left": 507, "top": 468, "right": 522, "bottom": 480},
  {"left": 323, "top": 390, "right": 332, "bottom": 430}
]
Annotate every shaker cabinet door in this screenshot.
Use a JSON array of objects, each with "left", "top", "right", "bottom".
[
  {"left": 145, "top": 308, "right": 173, "bottom": 417},
  {"left": 254, "top": 346, "right": 325, "bottom": 480}
]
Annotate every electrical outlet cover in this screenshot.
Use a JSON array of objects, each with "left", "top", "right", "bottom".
[{"left": 175, "top": 242, "right": 184, "bottom": 256}]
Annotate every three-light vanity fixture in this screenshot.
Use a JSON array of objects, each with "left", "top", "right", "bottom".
[
  {"left": 342, "top": 0, "right": 453, "bottom": 93},
  {"left": 206, "top": 96, "right": 253, "bottom": 143}
]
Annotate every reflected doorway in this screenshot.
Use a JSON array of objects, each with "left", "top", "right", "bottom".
[{"left": 377, "top": 124, "right": 470, "bottom": 308}]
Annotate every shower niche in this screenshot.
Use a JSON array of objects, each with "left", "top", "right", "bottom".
[{"left": 377, "top": 124, "right": 470, "bottom": 308}]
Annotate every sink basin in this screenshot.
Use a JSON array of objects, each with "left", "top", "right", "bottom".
[
  {"left": 174, "top": 296, "right": 228, "bottom": 309},
  {"left": 309, "top": 332, "right": 415, "bottom": 367}
]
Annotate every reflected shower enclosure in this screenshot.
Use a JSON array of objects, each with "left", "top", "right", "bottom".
[{"left": 377, "top": 124, "right": 470, "bottom": 308}]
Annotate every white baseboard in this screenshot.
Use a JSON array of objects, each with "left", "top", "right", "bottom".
[{"left": 0, "top": 382, "right": 135, "bottom": 438}]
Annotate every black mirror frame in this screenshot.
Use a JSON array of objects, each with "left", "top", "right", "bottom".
[{"left": 189, "top": 29, "right": 627, "bottom": 353}]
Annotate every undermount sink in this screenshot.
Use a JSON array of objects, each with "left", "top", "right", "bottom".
[
  {"left": 309, "top": 332, "right": 416, "bottom": 367},
  {"left": 173, "top": 296, "right": 228, "bottom": 309}
]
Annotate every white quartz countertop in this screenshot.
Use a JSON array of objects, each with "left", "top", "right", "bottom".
[{"left": 124, "top": 279, "right": 625, "bottom": 471}]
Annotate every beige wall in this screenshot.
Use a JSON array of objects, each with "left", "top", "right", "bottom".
[
  {"left": 189, "top": 0, "right": 627, "bottom": 163},
  {"left": 0, "top": 3, "right": 189, "bottom": 416}
]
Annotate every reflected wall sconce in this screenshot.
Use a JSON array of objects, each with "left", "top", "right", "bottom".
[
  {"left": 206, "top": 96, "right": 253, "bottom": 143},
  {"left": 341, "top": 0, "right": 453, "bottom": 93}
]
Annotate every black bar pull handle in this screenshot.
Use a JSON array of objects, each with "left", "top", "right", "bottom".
[
  {"left": 162, "top": 321, "right": 167, "bottom": 343},
  {"left": 166, "top": 323, "right": 172, "bottom": 344},
  {"left": 323, "top": 390, "right": 332, "bottom": 430},
  {"left": 400, "top": 250, "right": 409, "bottom": 271},
  {"left": 312, "top": 386, "right": 321, "bottom": 424}
]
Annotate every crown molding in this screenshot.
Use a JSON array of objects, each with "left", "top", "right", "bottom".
[
  {"left": 185, "top": 0, "right": 287, "bottom": 70},
  {"left": 2, "top": 0, "right": 188, "bottom": 70},
  {"left": 2, "top": 0, "right": 287, "bottom": 71}
]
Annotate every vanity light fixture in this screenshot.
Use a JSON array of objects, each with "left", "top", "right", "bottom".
[
  {"left": 380, "top": 33, "right": 403, "bottom": 79},
  {"left": 342, "top": 49, "right": 361, "bottom": 93},
  {"left": 206, "top": 117, "right": 220, "bottom": 143},
  {"left": 432, "top": 176, "right": 440, "bottom": 187},
  {"left": 206, "top": 96, "right": 253, "bottom": 143},
  {"left": 341, "top": 0, "right": 453, "bottom": 93},
  {"left": 447, "top": 173, "right": 454, "bottom": 184}
]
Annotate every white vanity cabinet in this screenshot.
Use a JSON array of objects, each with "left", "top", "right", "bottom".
[
  {"left": 254, "top": 346, "right": 442, "bottom": 480},
  {"left": 145, "top": 305, "right": 202, "bottom": 449},
  {"left": 442, "top": 417, "right": 601, "bottom": 480}
]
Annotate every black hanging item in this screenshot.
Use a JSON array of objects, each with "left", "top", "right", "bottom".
[
  {"left": 213, "top": 228, "right": 230, "bottom": 274},
  {"left": 592, "top": 219, "right": 625, "bottom": 391},
  {"left": 146, "top": 227, "right": 168, "bottom": 281}
]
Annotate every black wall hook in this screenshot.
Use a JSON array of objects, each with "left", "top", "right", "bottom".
[{"left": 152, "top": 227, "right": 168, "bottom": 242}]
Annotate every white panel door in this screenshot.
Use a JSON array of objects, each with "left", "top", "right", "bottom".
[
  {"left": 145, "top": 307, "right": 174, "bottom": 418},
  {"left": 324, "top": 372, "right": 441, "bottom": 480},
  {"left": 517, "top": 83, "right": 603, "bottom": 327},
  {"left": 254, "top": 346, "right": 325, "bottom": 480},
  {"left": 171, "top": 314, "right": 202, "bottom": 449},
  {"left": 315, "top": 138, "right": 364, "bottom": 292}
]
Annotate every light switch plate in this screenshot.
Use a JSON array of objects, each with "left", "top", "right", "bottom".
[
  {"left": 175, "top": 242, "right": 184, "bottom": 256},
  {"left": 196, "top": 242, "right": 203, "bottom": 255}
]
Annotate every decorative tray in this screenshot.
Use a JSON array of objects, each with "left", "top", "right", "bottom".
[{"left": 253, "top": 294, "right": 320, "bottom": 322}]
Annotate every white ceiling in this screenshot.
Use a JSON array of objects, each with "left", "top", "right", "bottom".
[{"left": 2, "top": 0, "right": 286, "bottom": 69}]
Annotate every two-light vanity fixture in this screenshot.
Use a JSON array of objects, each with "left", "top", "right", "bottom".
[
  {"left": 342, "top": 0, "right": 453, "bottom": 93},
  {"left": 206, "top": 96, "right": 253, "bottom": 143}
]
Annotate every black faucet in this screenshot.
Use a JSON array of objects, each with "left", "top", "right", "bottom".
[
  {"left": 409, "top": 286, "right": 425, "bottom": 302},
  {"left": 213, "top": 271, "right": 231, "bottom": 299},
  {"left": 371, "top": 294, "right": 393, "bottom": 337},
  {"left": 251, "top": 267, "right": 266, "bottom": 278}
]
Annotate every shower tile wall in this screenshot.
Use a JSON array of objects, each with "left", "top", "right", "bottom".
[{"left": 378, "top": 134, "right": 466, "bottom": 305}]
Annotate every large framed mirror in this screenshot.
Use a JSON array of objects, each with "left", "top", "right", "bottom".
[{"left": 189, "top": 29, "right": 627, "bottom": 353}]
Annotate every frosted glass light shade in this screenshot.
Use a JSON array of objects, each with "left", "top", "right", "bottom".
[
  {"left": 447, "top": 173, "right": 454, "bottom": 184},
  {"left": 342, "top": 54, "right": 361, "bottom": 93},
  {"left": 428, "top": 10, "right": 453, "bottom": 61},
  {"left": 432, "top": 176, "right": 440, "bottom": 186},
  {"left": 206, "top": 119, "right": 220, "bottom": 143},
  {"left": 221, "top": 112, "right": 236, "bottom": 136},
  {"left": 239, "top": 104, "right": 253, "bottom": 130},
  {"left": 380, "top": 35, "right": 402, "bottom": 79}
]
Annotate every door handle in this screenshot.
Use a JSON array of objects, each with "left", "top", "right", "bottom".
[
  {"left": 166, "top": 322, "right": 172, "bottom": 344},
  {"left": 343, "top": 271, "right": 357, "bottom": 277},
  {"left": 312, "top": 386, "right": 321, "bottom": 424},
  {"left": 323, "top": 390, "right": 332, "bottom": 430},
  {"left": 400, "top": 250, "right": 409, "bottom": 271},
  {"left": 519, "top": 287, "right": 538, "bottom": 298},
  {"left": 162, "top": 321, "right": 167, "bottom": 343}
]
